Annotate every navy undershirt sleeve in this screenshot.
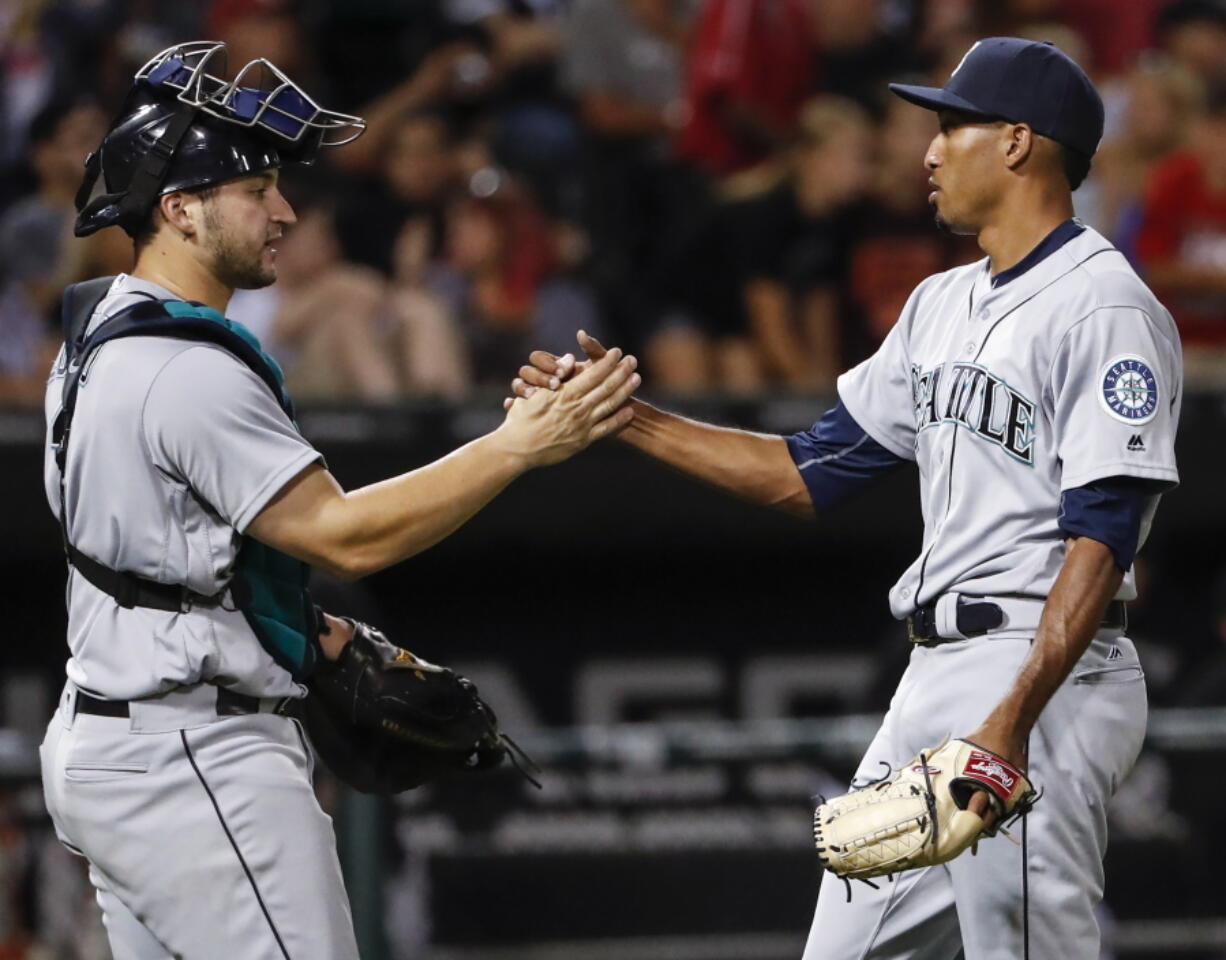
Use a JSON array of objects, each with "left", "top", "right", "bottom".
[
  {"left": 1058, "top": 478, "right": 1160, "bottom": 572},
  {"left": 785, "top": 401, "right": 907, "bottom": 510}
]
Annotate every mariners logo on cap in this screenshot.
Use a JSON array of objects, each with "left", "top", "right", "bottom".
[{"left": 1099, "top": 356, "right": 1159, "bottom": 424}]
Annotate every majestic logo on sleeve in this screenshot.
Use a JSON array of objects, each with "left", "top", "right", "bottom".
[
  {"left": 912, "top": 362, "right": 1036, "bottom": 465},
  {"left": 1099, "top": 356, "right": 1159, "bottom": 425}
]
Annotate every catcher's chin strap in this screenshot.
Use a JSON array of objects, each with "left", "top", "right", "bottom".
[{"left": 75, "top": 101, "right": 200, "bottom": 237}]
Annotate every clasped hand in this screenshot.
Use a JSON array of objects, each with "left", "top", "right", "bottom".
[
  {"left": 496, "top": 334, "right": 638, "bottom": 467},
  {"left": 503, "top": 329, "right": 610, "bottom": 408}
]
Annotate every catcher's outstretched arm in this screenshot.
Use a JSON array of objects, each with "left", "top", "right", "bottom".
[
  {"left": 249, "top": 449, "right": 520, "bottom": 582},
  {"left": 248, "top": 348, "right": 640, "bottom": 580}
]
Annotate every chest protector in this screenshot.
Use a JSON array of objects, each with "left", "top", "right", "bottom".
[{"left": 52, "top": 277, "right": 321, "bottom": 680}]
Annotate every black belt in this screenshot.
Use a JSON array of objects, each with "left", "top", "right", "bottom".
[
  {"left": 906, "top": 597, "right": 1128, "bottom": 645},
  {"left": 74, "top": 687, "right": 285, "bottom": 719}
]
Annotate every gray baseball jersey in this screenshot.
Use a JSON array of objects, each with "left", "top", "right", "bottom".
[
  {"left": 836, "top": 224, "right": 1181, "bottom": 619},
  {"left": 42, "top": 274, "right": 321, "bottom": 701}
]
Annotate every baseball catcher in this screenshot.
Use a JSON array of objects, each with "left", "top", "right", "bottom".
[
  {"left": 813, "top": 738, "right": 1037, "bottom": 890},
  {"left": 41, "top": 38, "right": 637, "bottom": 958}
]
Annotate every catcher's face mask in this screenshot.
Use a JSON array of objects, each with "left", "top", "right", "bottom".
[{"left": 75, "top": 41, "right": 365, "bottom": 237}]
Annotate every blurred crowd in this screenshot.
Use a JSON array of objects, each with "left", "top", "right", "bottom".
[{"left": 3, "top": 0, "right": 1226, "bottom": 403}]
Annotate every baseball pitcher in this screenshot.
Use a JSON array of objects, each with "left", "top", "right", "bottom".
[{"left": 514, "top": 37, "right": 1180, "bottom": 960}]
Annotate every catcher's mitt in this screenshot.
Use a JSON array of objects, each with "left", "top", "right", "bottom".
[
  {"left": 299, "top": 619, "right": 525, "bottom": 794},
  {"left": 813, "top": 738, "right": 1037, "bottom": 884}
]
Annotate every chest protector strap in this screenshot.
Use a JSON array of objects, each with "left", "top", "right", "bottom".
[{"left": 54, "top": 278, "right": 321, "bottom": 680}]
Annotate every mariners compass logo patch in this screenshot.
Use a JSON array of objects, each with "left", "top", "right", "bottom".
[{"left": 1099, "top": 356, "right": 1159, "bottom": 425}]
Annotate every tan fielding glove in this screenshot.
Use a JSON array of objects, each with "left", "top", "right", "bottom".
[{"left": 813, "top": 738, "right": 1037, "bottom": 883}]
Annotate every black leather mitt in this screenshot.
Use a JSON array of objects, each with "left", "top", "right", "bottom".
[{"left": 300, "top": 619, "right": 508, "bottom": 794}]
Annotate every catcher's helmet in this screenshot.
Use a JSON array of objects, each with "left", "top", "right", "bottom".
[{"left": 75, "top": 41, "right": 364, "bottom": 237}]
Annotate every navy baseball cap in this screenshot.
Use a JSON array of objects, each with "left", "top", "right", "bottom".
[{"left": 889, "top": 37, "right": 1104, "bottom": 157}]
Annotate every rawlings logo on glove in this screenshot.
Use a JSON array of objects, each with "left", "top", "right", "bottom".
[
  {"left": 813, "top": 738, "right": 1037, "bottom": 885},
  {"left": 964, "top": 752, "right": 1018, "bottom": 795}
]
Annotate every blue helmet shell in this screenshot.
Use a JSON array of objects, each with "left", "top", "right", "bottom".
[{"left": 74, "top": 42, "right": 362, "bottom": 237}]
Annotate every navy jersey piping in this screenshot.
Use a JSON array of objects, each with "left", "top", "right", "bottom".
[
  {"left": 913, "top": 284, "right": 976, "bottom": 606},
  {"left": 793, "top": 432, "right": 871, "bottom": 469},
  {"left": 990, "top": 219, "right": 1085, "bottom": 288},
  {"left": 786, "top": 402, "right": 908, "bottom": 510},
  {"left": 910, "top": 245, "right": 1102, "bottom": 609}
]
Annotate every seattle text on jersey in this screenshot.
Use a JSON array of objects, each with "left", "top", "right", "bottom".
[{"left": 911, "top": 361, "right": 1036, "bottom": 465}]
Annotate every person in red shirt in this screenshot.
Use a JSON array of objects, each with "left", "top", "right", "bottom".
[
  {"left": 1136, "top": 81, "right": 1226, "bottom": 373},
  {"left": 675, "top": 0, "right": 816, "bottom": 179}
]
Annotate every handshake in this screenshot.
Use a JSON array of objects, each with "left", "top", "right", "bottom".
[{"left": 495, "top": 329, "right": 637, "bottom": 469}]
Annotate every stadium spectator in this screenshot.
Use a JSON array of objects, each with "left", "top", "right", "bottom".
[
  {"left": 443, "top": 0, "right": 580, "bottom": 214},
  {"left": 1082, "top": 56, "right": 1203, "bottom": 257},
  {"left": 1153, "top": 0, "right": 1226, "bottom": 89},
  {"left": 912, "top": 0, "right": 980, "bottom": 71},
  {"left": 312, "top": 0, "right": 457, "bottom": 111},
  {"left": 638, "top": 0, "right": 818, "bottom": 392},
  {"left": 811, "top": 0, "right": 920, "bottom": 109},
  {"left": 228, "top": 193, "right": 469, "bottom": 401},
  {"left": 844, "top": 93, "right": 979, "bottom": 357},
  {"left": 330, "top": 41, "right": 495, "bottom": 178},
  {"left": 967, "top": 0, "right": 1065, "bottom": 40},
  {"left": 1136, "top": 80, "right": 1226, "bottom": 382},
  {"left": 205, "top": 0, "right": 309, "bottom": 81},
  {"left": 675, "top": 0, "right": 816, "bottom": 180},
  {"left": 332, "top": 0, "right": 572, "bottom": 206},
  {"left": 445, "top": 0, "right": 564, "bottom": 71},
  {"left": 648, "top": 96, "right": 874, "bottom": 392},
  {"left": 564, "top": 0, "right": 687, "bottom": 142},
  {"left": 335, "top": 108, "right": 459, "bottom": 278},
  {"left": 563, "top": 0, "right": 693, "bottom": 358},
  {"left": 0, "top": 99, "right": 105, "bottom": 405},
  {"left": 429, "top": 184, "right": 603, "bottom": 386},
  {"left": 1057, "top": 0, "right": 1167, "bottom": 77},
  {"left": 733, "top": 96, "right": 874, "bottom": 388},
  {"left": 1, "top": 1, "right": 60, "bottom": 211}
]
